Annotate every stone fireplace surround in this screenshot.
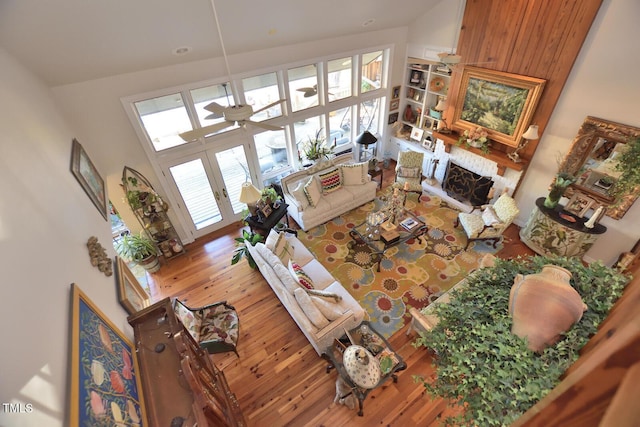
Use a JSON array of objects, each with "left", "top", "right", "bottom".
[{"left": 417, "top": 140, "right": 523, "bottom": 212}]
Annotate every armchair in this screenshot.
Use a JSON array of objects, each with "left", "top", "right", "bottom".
[
  {"left": 393, "top": 150, "right": 425, "bottom": 195},
  {"left": 455, "top": 192, "right": 519, "bottom": 250},
  {"left": 173, "top": 298, "right": 240, "bottom": 356}
]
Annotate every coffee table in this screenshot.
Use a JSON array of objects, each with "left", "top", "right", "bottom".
[
  {"left": 350, "top": 209, "right": 427, "bottom": 271},
  {"left": 323, "top": 321, "right": 407, "bottom": 416}
]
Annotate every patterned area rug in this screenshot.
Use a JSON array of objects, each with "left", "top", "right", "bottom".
[{"left": 298, "top": 192, "right": 501, "bottom": 338}]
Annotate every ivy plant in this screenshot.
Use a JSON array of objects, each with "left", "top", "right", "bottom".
[{"left": 412, "top": 255, "right": 628, "bottom": 426}]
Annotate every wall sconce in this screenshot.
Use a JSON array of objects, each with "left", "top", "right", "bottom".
[
  {"left": 434, "top": 98, "right": 452, "bottom": 134},
  {"left": 508, "top": 124, "right": 539, "bottom": 163},
  {"left": 238, "top": 182, "right": 262, "bottom": 216}
]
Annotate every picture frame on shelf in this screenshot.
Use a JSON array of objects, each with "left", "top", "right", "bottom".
[
  {"left": 410, "top": 127, "right": 424, "bottom": 142},
  {"left": 70, "top": 138, "right": 108, "bottom": 220},
  {"left": 565, "top": 193, "right": 594, "bottom": 217},
  {"left": 391, "top": 85, "right": 400, "bottom": 99},
  {"left": 452, "top": 67, "right": 546, "bottom": 148},
  {"left": 115, "top": 256, "right": 150, "bottom": 315},
  {"left": 387, "top": 112, "right": 399, "bottom": 125},
  {"left": 423, "top": 117, "right": 434, "bottom": 131},
  {"left": 261, "top": 204, "right": 273, "bottom": 218},
  {"left": 69, "top": 284, "right": 147, "bottom": 426},
  {"left": 389, "top": 99, "right": 399, "bottom": 111}
]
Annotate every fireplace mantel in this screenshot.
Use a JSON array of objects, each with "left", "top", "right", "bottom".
[{"left": 433, "top": 131, "right": 528, "bottom": 176}]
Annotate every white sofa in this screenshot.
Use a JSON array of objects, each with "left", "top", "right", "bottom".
[
  {"left": 246, "top": 230, "right": 366, "bottom": 355},
  {"left": 281, "top": 153, "right": 378, "bottom": 231}
]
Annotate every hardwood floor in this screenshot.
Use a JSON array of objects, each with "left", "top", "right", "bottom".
[{"left": 144, "top": 167, "right": 534, "bottom": 426}]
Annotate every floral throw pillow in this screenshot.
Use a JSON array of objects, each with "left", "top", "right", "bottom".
[{"left": 288, "top": 259, "right": 315, "bottom": 289}]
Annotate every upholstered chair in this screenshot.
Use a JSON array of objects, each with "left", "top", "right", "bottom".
[
  {"left": 393, "top": 150, "right": 425, "bottom": 195},
  {"left": 173, "top": 299, "right": 240, "bottom": 356},
  {"left": 455, "top": 192, "right": 519, "bottom": 250}
]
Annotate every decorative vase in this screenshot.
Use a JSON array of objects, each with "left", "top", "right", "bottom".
[
  {"left": 543, "top": 184, "right": 568, "bottom": 209},
  {"left": 508, "top": 265, "right": 587, "bottom": 352}
]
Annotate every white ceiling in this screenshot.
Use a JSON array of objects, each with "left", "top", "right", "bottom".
[{"left": 0, "top": 0, "right": 444, "bottom": 87}]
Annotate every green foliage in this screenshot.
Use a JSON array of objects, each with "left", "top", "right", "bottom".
[
  {"left": 302, "top": 129, "right": 334, "bottom": 161},
  {"left": 261, "top": 187, "right": 281, "bottom": 205},
  {"left": 611, "top": 137, "right": 640, "bottom": 200},
  {"left": 413, "top": 255, "right": 628, "bottom": 426},
  {"left": 115, "top": 232, "right": 158, "bottom": 262},
  {"left": 231, "top": 229, "right": 264, "bottom": 269}
]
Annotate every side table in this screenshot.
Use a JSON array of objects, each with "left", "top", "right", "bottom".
[
  {"left": 520, "top": 197, "right": 607, "bottom": 258},
  {"left": 369, "top": 166, "right": 383, "bottom": 189},
  {"left": 244, "top": 202, "right": 289, "bottom": 236},
  {"left": 322, "top": 321, "right": 406, "bottom": 416}
]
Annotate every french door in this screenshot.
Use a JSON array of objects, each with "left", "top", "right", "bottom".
[{"left": 163, "top": 141, "right": 256, "bottom": 239}]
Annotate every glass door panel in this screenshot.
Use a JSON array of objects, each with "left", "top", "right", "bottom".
[
  {"left": 169, "top": 159, "right": 222, "bottom": 231},
  {"left": 211, "top": 145, "right": 251, "bottom": 216}
]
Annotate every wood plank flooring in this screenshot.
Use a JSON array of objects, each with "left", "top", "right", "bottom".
[{"left": 144, "top": 167, "right": 534, "bottom": 426}]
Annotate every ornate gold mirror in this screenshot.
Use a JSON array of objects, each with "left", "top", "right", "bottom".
[{"left": 560, "top": 116, "right": 640, "bottom": 219}]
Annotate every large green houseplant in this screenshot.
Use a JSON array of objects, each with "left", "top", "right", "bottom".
[
  {"left": 116, "top": 231, "right": 160, "bottom": 273},
  {"left": 610, "top": 136, "right": 640, "bottom": 200},
  {"left": 302, "top": 129, "right": 334, "bottom": 162},
  {"left": 413, "top": 255, "right": 628, "bottom": 426}
]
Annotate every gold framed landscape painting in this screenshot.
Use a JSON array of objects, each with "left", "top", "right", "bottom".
[
  {"left": 69, "top": 284, "right": 146, "bottom": 426},
  {"left": 115, "top": 256, "right": 150, "bottom": 315},
  {"left": 452, "top": 66, "right": 546, "bottom": 148}
]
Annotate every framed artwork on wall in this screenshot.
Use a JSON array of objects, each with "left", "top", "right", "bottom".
[
  {"left": 387, "top": 112, "right": 399, "bottom": 125},
  {"left": 391, "top": 85, "right": 400, "bottom": 99},
  {"left": 115, "top": 256, "right": 150, "bottom": 315},
  {"left": 70, "top": 138, "right": 108, "bottom": 220},
  {"left": 69, "top": 284, "right": 146, "bottom": 426},
  {"left": 452, "top": 67, "right": 546, "bottom": 148},
  {"left": 389, "top": 99, "right": 399, "bottom": 111}
]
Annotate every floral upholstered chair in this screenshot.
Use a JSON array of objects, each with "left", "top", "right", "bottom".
[
  {"left": 173, "top": 298, "right": 240, "bottom": 356},
  {"left": 455, "top": 192, "right": 519, "bottom": 250},
  {"left": 393, "top": 150, "right": 425, "bottom": 195}
]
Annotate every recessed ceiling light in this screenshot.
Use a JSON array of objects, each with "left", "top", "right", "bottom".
[
  {"left": 172, "top": 46, "right": 192, "bottom": 56},
  {"left": 362, "top": 18, "right": 375, "bottom": 27}
]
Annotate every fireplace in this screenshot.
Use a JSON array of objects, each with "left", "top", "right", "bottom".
[{"left": 442, "top": 161, "right": 494, "bottom": 206}]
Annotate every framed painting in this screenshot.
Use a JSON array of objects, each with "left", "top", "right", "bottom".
[
  {"left": 410, "top": 127, "right": 424, "bottom": 142},
  {"left": 70, "top": 138, "right": 108, "bottom": 220},
  {"left": 69, "top": 284, "right": 146, "bottom": 425},
  {"left": 389, "top": 99, "right": 399, "bottom": 111},
  {"left": 387, "top": 112, "right": 399, "bottom": 125},
  {"left": 452, "top": 67, "right": 546, "bottom": 148},
  {"left": 391, "top": 85, "right": 401, "bottom": 99},
  {"left": 565, "top": 193, "right": 594, "bottom": 217},
  {"left": 115, "top": 256, "right": 150, "bottom": 315}
]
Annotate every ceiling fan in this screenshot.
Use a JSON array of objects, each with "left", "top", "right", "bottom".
[{"left": 179, "top": 0, "right": 286, "bottom": 141}]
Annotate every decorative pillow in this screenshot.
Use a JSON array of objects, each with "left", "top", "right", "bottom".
[
  {"left": 294, "top": 288, "right": 329, "bottom": 329},
  {"left": 310, "top": 295, "right": 345, "bottom": 320},
  {"left": 273, "top": 233, "right": 294, "bottom": 264},
  {"left": 288, "top": 259, "right": 315, "bottom": 289},
  {"left": 482, "top": 205, "right": 503, "bottom": 227},
  {"left": 264, "top": 229, "right": 280, "bottom": 251},
  {"left": 339, "top": 162, "right": 368, "bottom": 185},
  {"left": 303, "top": 176, "right": 322, "bottom": 207},
  {"left": 273, "top": 262, "right": 300, "bottom": 294},
  {"left": 398, "top": 166, "right": 420, "bottom": 178},
  {"left": 317, "top": 168, "right": 342, "bottom": 194},
  {"left": 291, "top": 181, "right": 309, "bottom": 209}
]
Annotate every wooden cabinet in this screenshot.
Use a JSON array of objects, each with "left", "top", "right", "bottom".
[
  {"left": 399, "top": 58, "right": 451, "bottom": 150},
  {"left": 128, "top": 298, "right": 245, "bottom": 427},
  {"left": 122, "top": 166, "right": 185, "bottom": 260}
]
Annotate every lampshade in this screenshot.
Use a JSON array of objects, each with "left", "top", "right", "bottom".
[
  {"left": 343, "top": 345, "right": 381, "bottom": 389},
  {"left": 238, "top": 182, "right": 262, "bottom": 204},
  {"left": 355, "top": 131, "right": 378, "bottom": 147},
  {"left": 434, "top": 98, "right": 447, "bottom": 111},
  {"left": 522, "top": 124, "right": 539, "bottom": 140}
]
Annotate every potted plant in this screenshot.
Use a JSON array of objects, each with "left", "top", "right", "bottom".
[
  {"left": 261, "top": 187, "right": 281, "bottom": 207},
  {"left": 302, "top": 129, "right": 335, "bottom": 162},
  {"left": 412, "top": 256, "right": 627, "bottom": 426},
  {"left": 231, "top": 230, "right": 263, "bottom": 269},
  {"left": 115, "top": 231, "right": 160, "bottom": 273},
  {"left": 609, "top": 137, "right": 640, "bottom": 201}
]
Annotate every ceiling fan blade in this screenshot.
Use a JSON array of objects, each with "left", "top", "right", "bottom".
[
  {"left": 297, "top": 86, "right": 317, "bottom": 97},
  {"left": 204, "top": 102, "right": 226, "bottom": 114},
  {"left": 179, "top": 121, "right": 234, "bottom": 141},
  {"left": 243, "top": 120, "right": 282, "bottom": 131},
  {"left": 253, "top": 98, "right": 286, "bottom": 115},
  {"left": 205, "top": 112, "right": 224, "bottom": 120}
]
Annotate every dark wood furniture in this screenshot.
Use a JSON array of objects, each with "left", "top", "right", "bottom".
[
  {"left": 323, "top": 321, "right": 407, "bottom": 416},
  {"left": 244, "top": 202, "right": 289, "bottom": 235},
  {"left": 369, "top": 166, "right": 383, "bottom": 189},
  {"left": 128, "top": 298, "right": 245, "bottom": 427}
]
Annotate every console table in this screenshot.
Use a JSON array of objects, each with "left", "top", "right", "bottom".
[
  {"left": 244, "top": 202, "right": 289, "bottom": 235},
  {"left": 520, "top": 197, "right": 607, "bottom": 258}
]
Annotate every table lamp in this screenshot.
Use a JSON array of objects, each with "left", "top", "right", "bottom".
[
  {"left": 343, "top": 345, "right": 381, "bottom": 389},
  {"left": 239, "top": 182, "right": 262, "bottom": 216},
  {"left": 508, "top": 124, "right": 539, "bottom": 163},
  {"left": 434, "top": 98, "right": 452, "bottom": 134}
]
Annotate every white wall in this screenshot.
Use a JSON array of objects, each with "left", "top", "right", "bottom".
[
  {"left": 514, "top": 0, "right": 640, "bottom": 265},
  {"left": 0, "top": 47, "right": 128, "bottom": 426}
]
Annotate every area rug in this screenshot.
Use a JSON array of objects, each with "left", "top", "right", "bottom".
[{"left": 297, "top": 192, "right": 501, "bottom": 338}]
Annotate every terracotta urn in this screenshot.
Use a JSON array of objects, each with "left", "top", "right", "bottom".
[{"left": 508, "top": 265, "right": 587, "bottom": 352}]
